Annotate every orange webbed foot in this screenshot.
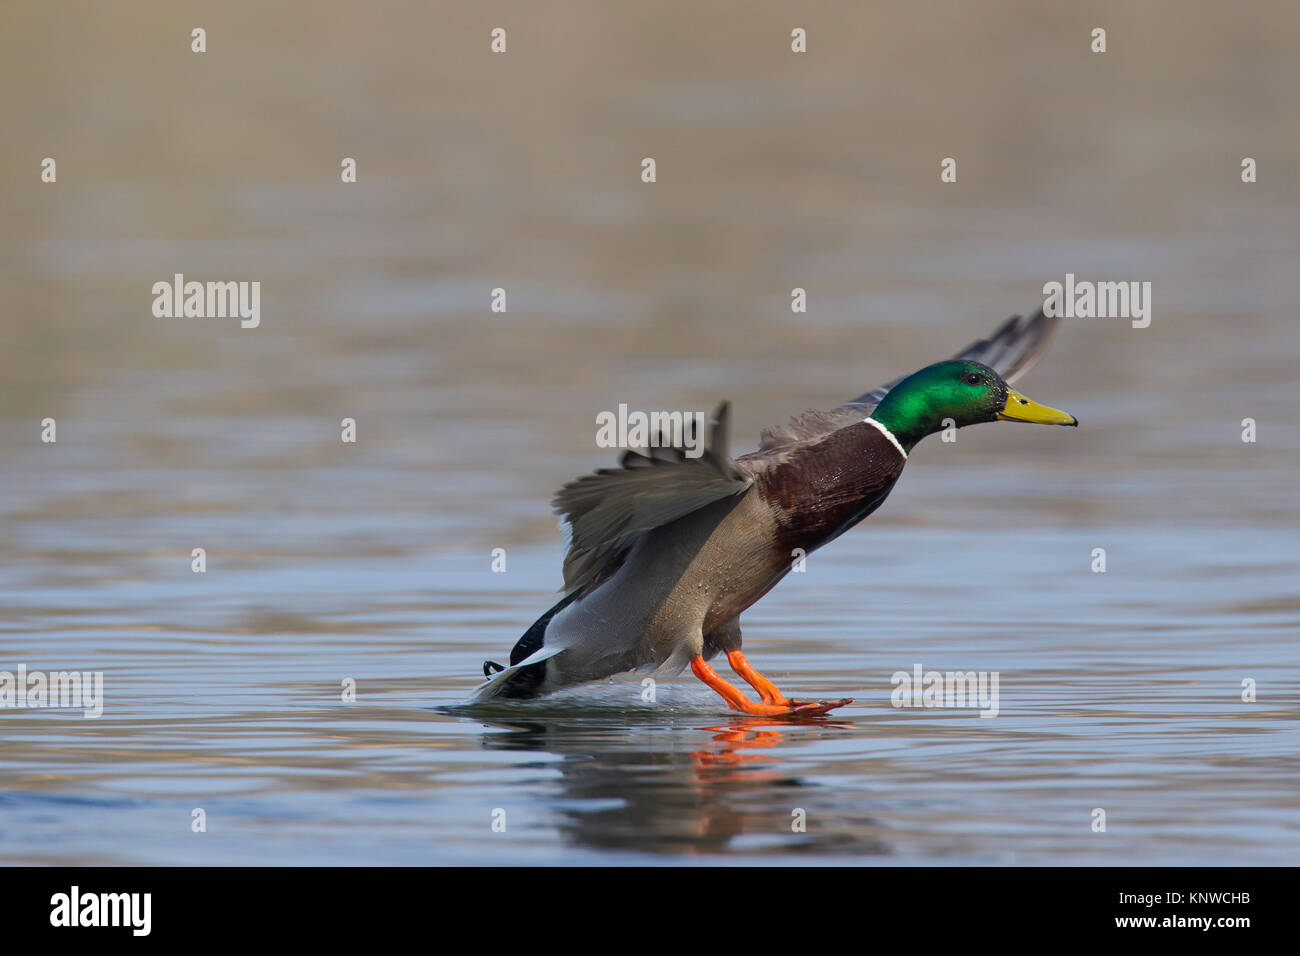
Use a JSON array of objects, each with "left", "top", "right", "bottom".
[
  {"left": 780, "top": 697, "right": 854, "bottom": 716},
  {"left": 690, "top": 654, "right": 853, "bottom": 718}
]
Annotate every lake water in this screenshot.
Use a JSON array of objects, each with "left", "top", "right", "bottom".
[{"left": 1, "top": 1, "right": 1297, "bottom": 865}]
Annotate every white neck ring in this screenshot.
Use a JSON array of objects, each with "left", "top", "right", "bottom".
[{"left": 864, "top": 417, "right": 908, "bottom": 459}]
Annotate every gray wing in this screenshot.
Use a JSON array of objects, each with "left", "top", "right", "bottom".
[
  {"left": 758, "top": 308, "right": 1060, "bottom": 450},
  {"left": 553, "top": 401, "right": 753, "bottom": 596}
]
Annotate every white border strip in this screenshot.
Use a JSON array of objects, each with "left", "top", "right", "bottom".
[{"left": 864, "top": 417, "right": 908, "bottom": 459}]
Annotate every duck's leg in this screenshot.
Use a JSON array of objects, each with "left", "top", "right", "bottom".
[
  {"left": 690, "top": 654, "right": 852, "bottom": 717},
  {"left": 727, "top": 649, "right": 854, "bottom": 714},
  {"left": 725, "top": 649, "right": 793, "bottom": 705}
]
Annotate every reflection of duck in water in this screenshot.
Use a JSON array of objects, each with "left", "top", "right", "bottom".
[
  {"left": 477, "top": 715, "right": 887, "bottom": 857},
  {"left": 477, "top": 311, "right": 1075, "bottom": 716}
]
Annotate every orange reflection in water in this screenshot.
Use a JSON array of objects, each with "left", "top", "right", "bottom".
[{"left": 690, "top": 715, "right": 853, "bottom": 774}]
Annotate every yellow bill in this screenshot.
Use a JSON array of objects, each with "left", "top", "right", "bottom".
[{"left": 997, "top": 389, "right": 1078, "bottom": 426}]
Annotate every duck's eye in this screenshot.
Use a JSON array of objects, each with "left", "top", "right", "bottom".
[{"left": 964, "top": 373, "right": 982, "bottom": 386}]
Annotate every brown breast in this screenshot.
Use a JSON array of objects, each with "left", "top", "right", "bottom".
[{"left": 744, "top": 421, "right": 907, "bottom": 557}]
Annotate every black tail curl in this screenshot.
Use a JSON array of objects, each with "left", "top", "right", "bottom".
[{"left": 477, "top": 590, "right": 582, "bottom": 698}]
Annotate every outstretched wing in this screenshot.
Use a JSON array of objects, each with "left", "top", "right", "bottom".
[
  {"left": 553, "top": 401, "right": 753, "bottom": 596},
  {"left": 758, "top": 308, "right": 1060, "bottom": 450}
]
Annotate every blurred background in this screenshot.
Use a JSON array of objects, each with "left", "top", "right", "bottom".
[{"left": 0, "top": 1, "right": 1296, "bottom": 865}]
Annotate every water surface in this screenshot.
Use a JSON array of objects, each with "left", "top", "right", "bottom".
[{"left": 1, "top": 1, "right": 1298, "bottom": 865}]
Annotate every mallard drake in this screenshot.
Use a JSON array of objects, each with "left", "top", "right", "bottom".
[{"left": 474, "top": 309, "right": 1076, "bottom": 716}]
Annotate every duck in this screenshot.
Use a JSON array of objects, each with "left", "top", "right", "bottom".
[{"left": 474, "top": 308, "right": 1077, "bottom": 716}]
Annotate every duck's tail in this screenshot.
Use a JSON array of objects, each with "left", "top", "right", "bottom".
[{"left": 470, "top": 591, "right": 580, "bottom": 702}]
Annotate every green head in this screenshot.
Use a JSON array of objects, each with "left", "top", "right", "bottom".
[{"left": 870, "top": 360, "right": 1077, "bottom": 452}]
